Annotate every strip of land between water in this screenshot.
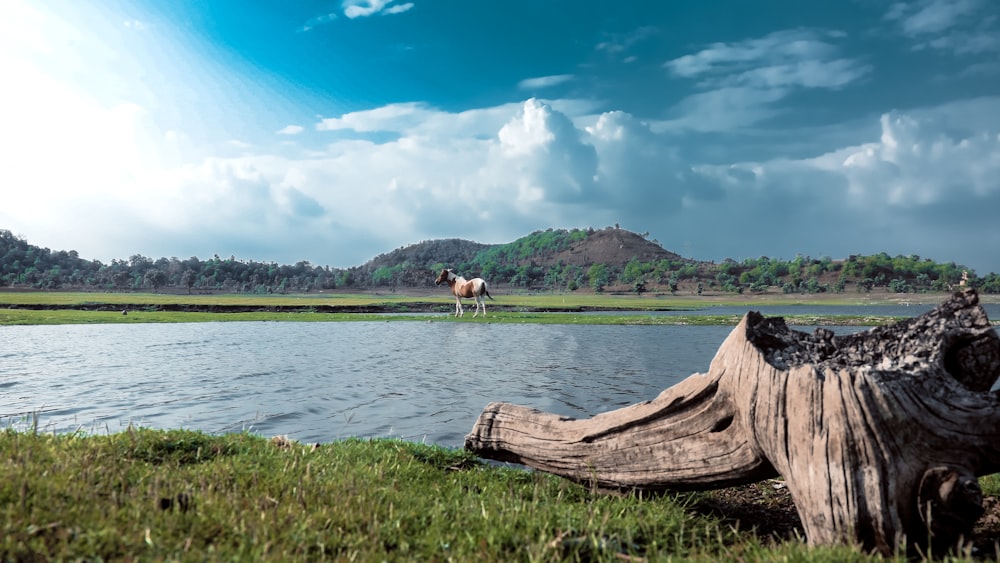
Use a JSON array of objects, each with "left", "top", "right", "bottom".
[{"left": 1, "top": 290, "right": 997, "bottom": 326}]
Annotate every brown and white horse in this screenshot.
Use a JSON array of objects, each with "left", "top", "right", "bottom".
[{"left": 435, "top": 268, "right": 493, "bottom": 317}]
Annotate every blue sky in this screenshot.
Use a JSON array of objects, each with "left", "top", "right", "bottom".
[{"left": 2, "top": 1, "right": 999, "bottom": 274}]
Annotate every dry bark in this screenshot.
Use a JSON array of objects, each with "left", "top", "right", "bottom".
[{"left": 465, "top": 289, "right": 1000, "bottom": 555}]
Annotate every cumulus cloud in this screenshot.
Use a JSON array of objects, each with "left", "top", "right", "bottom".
[
  {"left": 586, "top": 111, "right": 720, "bottom": 216},
  {"left": 678, "top": 98, "right": 1000, "bottom": 268},
  {"left": 169, "top": 96, "right": 1000, "bottom": 271},
  {"left": 277, "top": 125, "right": 304, "bottom": 135},
  {"left": 87, "top": 99, "right": 673, "bottom": 264},
  {"left": 495, "top": 99, "right": 598, "bottom": 204},
  {"left": 817, "top": 109, "right": 1000, "bottom": 206}
]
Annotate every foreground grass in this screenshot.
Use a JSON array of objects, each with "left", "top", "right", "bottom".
[{"left": 1, "top": 428, "right": 919, "bottom": 562}]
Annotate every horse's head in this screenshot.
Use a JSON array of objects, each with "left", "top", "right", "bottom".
[{"left": 435, "top": 268, "right": 454, "bottom": 285}]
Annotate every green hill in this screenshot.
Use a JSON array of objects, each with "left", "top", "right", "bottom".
[{"left": 1, "top": 227, "right": 998, "bottom": 295}]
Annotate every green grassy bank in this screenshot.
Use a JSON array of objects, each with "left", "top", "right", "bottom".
[
  {"left": 0, "top": 308, "right": 910, "bottom": 326},
  {"left": 5, "top": 289, "right": 988, "bottom": 326},
  {"left": 0, "top": 289, "right": 979, "bottom": 308},
  {"left": 1, "top": 428, "right": 940, "bottom": 562}
]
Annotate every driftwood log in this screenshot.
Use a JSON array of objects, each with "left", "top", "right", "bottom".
[{"left": 465, "top": 289, "right": 1000, "bottom": 555}]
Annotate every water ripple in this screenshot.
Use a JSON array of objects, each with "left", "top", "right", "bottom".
[{"left": 0, "top": 321, "right": 879, "bottom": 446}]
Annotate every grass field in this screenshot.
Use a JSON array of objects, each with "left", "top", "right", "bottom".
[
  {"left": 5, "top": 427, "right": 985, "bottom": 562},
  {"left": 4, "top": 289, "right": 993, "bottom": 326},
  {"left": 1, "top": 288, "right": 984, "bottom": 307}
]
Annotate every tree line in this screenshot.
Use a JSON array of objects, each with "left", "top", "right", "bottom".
[{"left": 1, "top": 228, "right": 998, "bottom": 294}]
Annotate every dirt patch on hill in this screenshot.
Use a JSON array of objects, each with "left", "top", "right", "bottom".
[{"left": 545, "top": 228, "right": 684, "bottom": 269}]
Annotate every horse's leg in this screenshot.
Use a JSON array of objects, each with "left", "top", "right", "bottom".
[{"left": 455, "top": 295, "right": 464, "bottom": 317}]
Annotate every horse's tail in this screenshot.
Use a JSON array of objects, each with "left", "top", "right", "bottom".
[{"left": 483, "top": 282, "right": 494, "bottom": 300}]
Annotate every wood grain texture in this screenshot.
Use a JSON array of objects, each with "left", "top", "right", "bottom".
[{"left": 465, "top": 289, "right": 1000, "bottom": 555}]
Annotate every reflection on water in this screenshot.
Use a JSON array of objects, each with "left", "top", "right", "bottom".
[{"left": 0, "top": 306, "right": 987, "bottom": 446}]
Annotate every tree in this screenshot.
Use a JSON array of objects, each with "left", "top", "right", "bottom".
[
  {"left": 621, "top": 257, "right": 644, "bottom": 284},
  {"left": 181, "top": 269, "right": 196, "bottom": 294},
  {"left": 587, "top": 263, "right": 608, "bottom": 292},
  {"left": 372, "top": 266, "right": 397, "bottom": 287},
  {"left": 888, "top": 277, "right": 912, "bottom": 293},
  {"left": 143, "top": 270, "right": 167, "bottom": 292}
]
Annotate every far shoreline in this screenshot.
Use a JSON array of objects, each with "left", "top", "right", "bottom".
[{"left": 2, "top": 288, "right": 998, "bottom": 326}]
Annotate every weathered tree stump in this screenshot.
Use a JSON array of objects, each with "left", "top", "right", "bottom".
[{"left": 465, "top": 289, "right": 1000, "bottom": 555}]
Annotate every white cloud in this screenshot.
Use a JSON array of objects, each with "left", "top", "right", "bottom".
[
  {"left": 299, "top": 12, "right": 337, "bottom": 32},
  {"left": 595, "top": 26, "right": 658, "bottom": 57},
  {"left": 497, "top": 99, "right": 558, "bottom": 155},
  {"left": 586, "top": 111, "right": 717, "bottom": 216},
  {"left": 664, "top": 29, "right": 841, "bottom": 79},
  {"left": 926, "top": 31, "right": 1000, "bottom": 55},
  {"left": 317, "top": 102, "right": 433, "bottom": 132},
  {"left": 343, "top": 0, "right": 412, "bottom": 19},
  {"left": 384, "top": 3, "right": 414, "bottom": 15},
  {"left": 518, "top": 74, "right": 574, "bottom": 91},
  {"left": 654, "top": 87, "right": 787, "bottom": 133},
  {"left": 178, "top": 96, "right": 1000, "bottom": 271},
  {"left": 725, "top": 58, "right": 870, "bottom": 90},
  {"left": 313, "top": 99, "right": 604, "bottom": 140},
  {"left": 677, "top": 97, "right": 1000, "bottom": 268},
  {"left": 277, "top": 125, "right": 305, "bottom": 135},
  {"left": 886, "top": 0, "right": 980, "bottom": 36},
  {"left": 484, "top": 100, "right": 598, "bottom": 207},
  {"left": 817, "top": 109, "right": 1000, "bottom": 206},
  {"left": 885, "top": 0, "right": 1000, "bottom": 54},
  {"left": 662, "top": 29, "right": 870, "bottom": 132}
]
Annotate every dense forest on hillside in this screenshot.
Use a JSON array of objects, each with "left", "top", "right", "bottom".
[{"left": 2, "top": 228, "right": 999, "bottom": 295}]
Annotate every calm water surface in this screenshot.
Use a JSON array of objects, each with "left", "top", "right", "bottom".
[{"left": 2, "top": 302, "right": 994, "bottom": 447}]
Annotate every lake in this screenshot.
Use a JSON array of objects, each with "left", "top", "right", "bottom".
[{"left": 2, "top": 303, "right": 997, "bottom": 447}]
